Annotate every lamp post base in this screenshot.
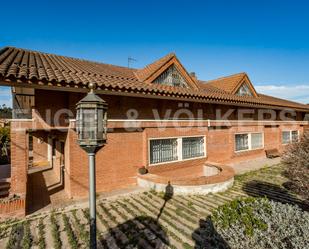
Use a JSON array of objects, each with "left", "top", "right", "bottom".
[{"left": 90, "top": 217, "right": 97, "bottom": 249}]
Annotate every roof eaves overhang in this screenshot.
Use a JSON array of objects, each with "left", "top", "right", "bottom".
[{"left": 1, "top": 78, "right": 309, "bottom": 113}]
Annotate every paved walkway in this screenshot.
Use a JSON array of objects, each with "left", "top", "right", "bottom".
[
  {"left": 229, "top": 157, "right": 281, "bottom": 175},
  {"left": 26, "top": 168, "right": 73, "bottom": 215},
  {"left": 1, "top": 164, "right": 306, "bottom": 249},
  {"left": 27, "top": 166, "right": 145, "bottom": 215}
]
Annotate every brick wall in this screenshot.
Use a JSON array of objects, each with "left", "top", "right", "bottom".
[
  {"left": 32, "top": 131, "right": 48, "bottom": 163},
  {"left": 0, "top": 198, "right": 26, "bottom": 218},
  {"left": 9, "top": 89, "right": 307, "bottom": 201},
  {"left": 10, "top": 123, "right": 28, "bottom": 197},
  {"left": 65, "top": 129, "right": 143, "bottom": 198}
]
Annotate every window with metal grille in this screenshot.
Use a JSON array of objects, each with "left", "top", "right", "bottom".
[
  {"left": 282, "top": 131, "right": 291, "bottom": 144},
  {"left": 291, "top": 131, "right": 299, "bottom": 142},
  {"left": 149, "top": 138, "right": 178, "bottom": 164},
  {"left": 235, "top": 134, "right": 249, "bottom": 151},
  {"left": 149, "top": 136, "right": 206, "bottom": 165},
  {"left": 282, "top": 130, "right": 299, "bottom": 144},
  {"left": 235, "top": 133, "right": 263, "bottom": 152},
  {"left": 182, "top": 137, "right": 205, "bottom": 159}
]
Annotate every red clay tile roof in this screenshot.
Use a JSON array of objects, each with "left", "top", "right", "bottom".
[
  {"left": 134, "top": 53, "right": 175, "bottom": 82},
  {"left": 204, "top": 72, "right": 246, "bottom": 93},
  {"left": 0, "top": 47, "right": 308, "bottom": 112}
]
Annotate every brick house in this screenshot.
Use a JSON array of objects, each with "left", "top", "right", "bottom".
[{"left": 0, "top": 47, "right": 308, "bottom": 214}]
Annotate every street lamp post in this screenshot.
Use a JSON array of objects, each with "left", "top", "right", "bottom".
[{"left": 76, "top": 83, "right": 108, "bottom": 249}]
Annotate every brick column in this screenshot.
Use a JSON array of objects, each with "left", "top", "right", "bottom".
[{"left": 10, "top": 123, "right": 28, "bottom": 198}]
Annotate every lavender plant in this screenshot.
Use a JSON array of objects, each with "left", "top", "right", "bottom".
[{"left": 207, "top": 197, "right": 309, "bottom": 249}]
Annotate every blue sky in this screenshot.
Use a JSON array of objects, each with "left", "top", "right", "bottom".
[{"left": 1, "top": 0, "right": 309, "bottom": 106}]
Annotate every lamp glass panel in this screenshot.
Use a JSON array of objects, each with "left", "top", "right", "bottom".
[
  {"left": 81, "top": 109, "right": 97, "bottom": 140},
  {"left": 97, "top": 108, "right": 104, "bottom": 140}
]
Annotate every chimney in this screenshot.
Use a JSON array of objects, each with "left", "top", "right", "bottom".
[{"left": 190, "top": 72, "right": 197, "bottom": 81}]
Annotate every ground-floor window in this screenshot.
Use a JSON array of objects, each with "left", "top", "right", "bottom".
[
  {"left": 149, "top": 138, "right": 178, "bottom": 164},
  {"left": 282, "top": 130, "right": 299, "bottom": 144},
  {"left": 182, "top": 137, "right": 205, "bottom": 159},
  {"left": 235, "top": 132, "right": 263, "bottom": 152},
  {"left": 149, "top": 136, "right": 206, "bottom": 165}
]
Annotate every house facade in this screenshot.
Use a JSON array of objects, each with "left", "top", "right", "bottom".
[{"left": 0, "top": 47, "right": 308, "bottom": 215}]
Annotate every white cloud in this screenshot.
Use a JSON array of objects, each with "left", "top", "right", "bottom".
[{"left": 256, "top": 85, "right": 309, "bottom": 104}]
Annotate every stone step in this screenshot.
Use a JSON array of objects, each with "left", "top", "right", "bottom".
[
  {"left": 137, "top": 195, "right": 197, "bottom": 233},
  {"left": 127, "top": 195, "right": 196, "bottom": 248},
  {"left": 109, "top": 203, "right": 159, "bottom": 249},
  {"left": 0, "top": 178, "right": 10, "bottom": 184},
  {"left": 0, "top": 189, "right": 9, "bottom": 197},
  {"left": 183, "top": 195, "right": 219, "bottom": 210},
  {"left": 233, "top": 183, "right": 304, "bottom": 204},
  {"left": 172, "top": 195, "right": 212, "bottom": 217},
  {"left": 117, "top": 200, "right": 176, "bottom": 248},
  {"left": 0, "top": 183, "right": 10, "bottom": 190},
  {"left": 55, "top": 214, "right": 71, "bottom": 249},
  {"left": 142, "top": 192, "right": 201, "bottom": 224},
  {"left": 97, "top": 204, "right": 130, "bottom": 247}
]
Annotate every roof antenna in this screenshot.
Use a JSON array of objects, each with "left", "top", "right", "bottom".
[{"left": 128, "top": 56, "right": 137, "bottom": 68}]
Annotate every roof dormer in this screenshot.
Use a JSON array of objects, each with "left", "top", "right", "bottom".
[
  {"left": 135, "top": 53, "right": 199, "bottom": 90},
  {"left": 232, "top": 74, "right": 258, "bottom": 97},
  {"left": 203, "top": 72, "right": 258, "bottom": 97}
]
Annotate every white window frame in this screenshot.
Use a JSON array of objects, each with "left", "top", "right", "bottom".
[
  {"left": 148, "top": 135, "right": 206, "bottom": 166},
  {"left": 235, "top": 132, "right": 264, "bottom": 152},
  {"left": 282, "top": 130, "right": 299, "bottom": 144}
]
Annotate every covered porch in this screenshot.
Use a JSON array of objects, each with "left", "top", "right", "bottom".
[{"left": 8, "top": 119, "right": 71, "bottom": 215}]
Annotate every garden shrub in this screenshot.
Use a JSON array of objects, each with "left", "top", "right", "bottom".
[
  {"left": 282, "top": 132, "right": 309, "bottom": 201},
  {"left": 206, "top": 197, "right": 309, "bottom": 249},
  {"left": 212, "top": 197, "right": 270, "bottom": 237}
]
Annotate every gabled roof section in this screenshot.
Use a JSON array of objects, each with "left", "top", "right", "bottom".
[
  {"left": 0, "top": 47, "right": 308, "bottom": 112},
  {"left": 232, "top": 74, "right": 258, "bottom": 97},
  {"left": 134, "top": 53, "right": 174, "bottom": 82},
  {"left": 134, "top": 53, "right": 200, "bottom": 90},
  {"left": 205, "top": 72, "right": 258, "bottom": 97},
  {"left": 0, "top": 47, "right": 138, "bottom": 86}
]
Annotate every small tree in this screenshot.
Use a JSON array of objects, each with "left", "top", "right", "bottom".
[
  {"left": 0, "top": 104, "right": 12, "bottom": 119},
  {"left": 0, "top": 126, "right": 10, "bottom": 164},
  {"left": 282, "top": 132, "right": 309, "bottom": 201}
]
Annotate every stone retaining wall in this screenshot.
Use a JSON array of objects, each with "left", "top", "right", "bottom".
[{"left": 138, "top": 162, "right": 235, "bottom": 194}]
